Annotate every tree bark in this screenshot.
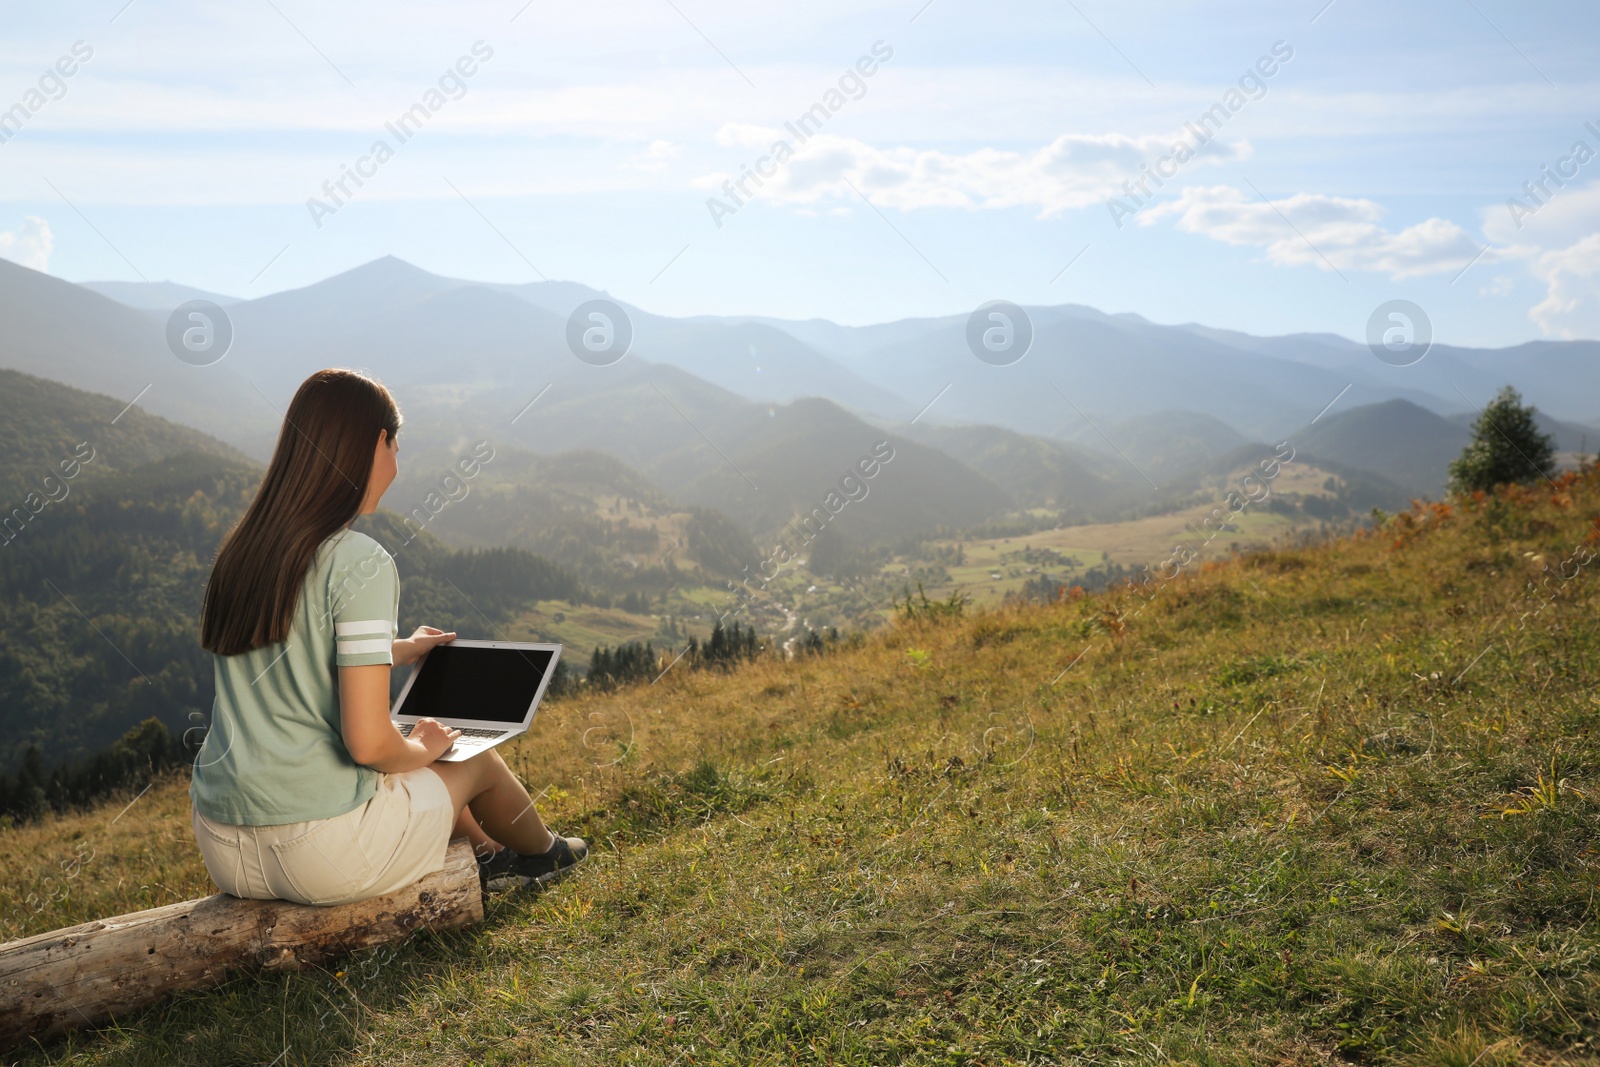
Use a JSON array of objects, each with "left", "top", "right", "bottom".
[{"left": 0, "top": 838, "right": 482, "bottom": 1049}]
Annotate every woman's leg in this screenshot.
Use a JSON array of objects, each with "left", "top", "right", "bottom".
[
  {"left": 453, "top": 806, "right": 499, "bottom": 857},
  {"left": 430, "top": 749, "right": 556, "bottom": 856}
]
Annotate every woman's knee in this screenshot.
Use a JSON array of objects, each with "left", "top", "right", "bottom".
[
  {"left": 468, "top": 748, "right": 510, "bottom": 777},
  {"left": 436, "top": 750, "right": 513, "bottom": 808}
]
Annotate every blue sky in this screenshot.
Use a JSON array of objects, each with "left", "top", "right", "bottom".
[{"left": 0, "top": 0, "right": 1595, "bottom": 345}]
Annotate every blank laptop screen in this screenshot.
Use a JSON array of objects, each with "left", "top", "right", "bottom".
[{"left": 395, "top": 645, "right": 555, "bottom": 724}]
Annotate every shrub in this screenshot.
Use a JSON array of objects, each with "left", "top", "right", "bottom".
[{"left": 895, "top": 582, "right": 967, "bottom": 622}]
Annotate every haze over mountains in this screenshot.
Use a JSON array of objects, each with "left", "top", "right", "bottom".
[{"left": 5, "top": 254, "right": 1596, "bottom": 546}]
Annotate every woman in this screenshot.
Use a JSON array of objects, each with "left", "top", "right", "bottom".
[{"left": 190, "top": 368, "right": 583, "bottom": 906}]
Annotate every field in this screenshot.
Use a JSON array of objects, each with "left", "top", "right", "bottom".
[
  {"left": 890, "top": 460, "right": 1349, "bottom": 608},
  {"left": 4, "top": 472, "right": 1600, "bottom": 1064},
  {"left": 502, "top": 601, "right": 666, "bottom": 670},
  {"left": 922, "top": 502, "right": 1300, "bottom": 602}
]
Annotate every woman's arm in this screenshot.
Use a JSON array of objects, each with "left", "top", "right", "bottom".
[
  {"left": 339, "top": 625, "right": 459, "bottom": 772},
  {"left": 339, "top": 663, "right": 458, "bottom": 773}
]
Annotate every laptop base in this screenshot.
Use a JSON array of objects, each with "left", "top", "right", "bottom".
[{"left": 393, "top": 721, "right": 520, "bottom": 762}]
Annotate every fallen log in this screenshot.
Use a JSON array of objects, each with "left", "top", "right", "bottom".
[{"left": 0, "top": 838, "right": 483, "bottom": 1050}]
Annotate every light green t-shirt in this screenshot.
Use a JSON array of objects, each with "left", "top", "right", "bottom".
[{"left": 190, "top": 529, "right": 399, "bottom": 826}]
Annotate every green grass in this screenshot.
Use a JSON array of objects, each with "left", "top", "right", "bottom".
[{"left": 5, "top": 475, "right": 1600, "bottom": 1064}]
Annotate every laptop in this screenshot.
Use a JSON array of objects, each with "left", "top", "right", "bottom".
[{"left": 390, "top": 640, "right": 562, "bottom": 762}]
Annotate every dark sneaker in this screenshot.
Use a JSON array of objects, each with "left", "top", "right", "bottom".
[{"left": 478, "top": 836, "right": 588, "bottom": 893}]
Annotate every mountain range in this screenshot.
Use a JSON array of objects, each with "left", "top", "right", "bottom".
[
  {"left": 4, "top": 255, "right": 1592, "bottom": 771},
  {"left": 5, "top": 254, "right": 1594, "bottom": 539}
]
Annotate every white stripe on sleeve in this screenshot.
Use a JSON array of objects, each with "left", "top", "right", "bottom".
[
  {"left": 335, "top": 619, "right": 393, "bottom": 636},
  {"left": 336, "top": 638, "right": 392, "bottom": 655}
]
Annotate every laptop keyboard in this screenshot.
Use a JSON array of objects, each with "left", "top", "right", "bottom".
[{"left": 395, "top": 723, "right": 507, "bottom": 740}]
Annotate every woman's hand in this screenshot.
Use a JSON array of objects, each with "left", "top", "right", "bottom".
[
  {"left": 341, "top": 663, "right": 461, "bottom": 773},
  {"left": 409, "top": 717, "right": 462, "bottom": 761},
  {"left": 394, "top": 625, "right": 456, "bottom": 666}
]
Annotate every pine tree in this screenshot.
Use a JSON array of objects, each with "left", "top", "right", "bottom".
[
  {"left": 1448, "top": 386, "right": 1555, "bottom": 494},
  {"left": 697, "top": 621, "right": 762, "bottom": 670},
  {"left": 585, "top": 640, "right": 659, "bottom": 689}
]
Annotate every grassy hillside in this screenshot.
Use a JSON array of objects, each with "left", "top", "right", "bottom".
[{"left": 6, "top": 468, "right": 1600, "bottom": 1064}]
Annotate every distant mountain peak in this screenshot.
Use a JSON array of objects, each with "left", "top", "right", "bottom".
[
  {"left": 324, "top": 254, "right": 452, "bottom": 287},
  {"left": 1315, "top": 396, "right": 1443, "bottom": 425},
  {"left": 251, "top": 254, "right": 464, "bottom": 312}
]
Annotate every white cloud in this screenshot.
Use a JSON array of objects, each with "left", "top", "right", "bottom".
[
  {"left": 1483, "top": 179, "right": 1600, "bottom": 338},
  {"left": 1522, "top": 234, "right": 1600, "bottom": 339},
  {"left": 623, "top": 139, "right": 682, "bottom": 174},
  {"left": 1136, "top": 180, "right": 1600, "bottom": 338},
  {"left": 697, "top": 129, "right": 1248, "bottom": 217},
  {"left": 1479, "top": 275, "right": 1516, "bottom": 298},
  {"left": 1482, "top": 175, "right": 1600, "bottom": 249},
  {"left": 1140, "top": 185, "right": 1484, "bottom": 278},
  {"left": 0, "top": 215, "right": 52, "bottom": 272}
]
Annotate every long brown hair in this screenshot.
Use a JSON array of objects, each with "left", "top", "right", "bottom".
[{"left": 201, "top": 369, "right": 401, "bottom": 655}]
